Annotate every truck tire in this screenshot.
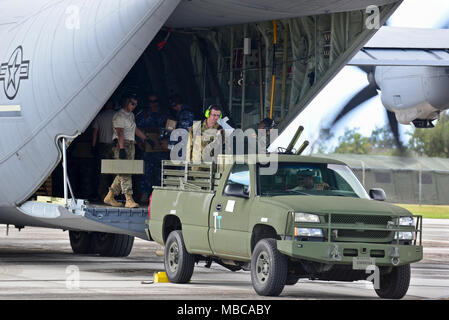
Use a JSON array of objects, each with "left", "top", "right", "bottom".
[
  {"left": 375, "top": 264, "right": 410, "bottom": 299},
  {"left": 94, "top": 232, "right": 134, "bottom": 257},
  {"left": 164, "top": 230, "right": 195, "bottom": 283},
  {"left": 251, "top": 239, "right": 287, "bottom": 296},
  {"left": 69, "top": 231, "right": 95, "bottom": 254}
]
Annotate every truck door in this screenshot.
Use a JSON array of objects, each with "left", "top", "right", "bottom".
[{"left": 209, "top": 163, "right": 253, "bottom": 260}]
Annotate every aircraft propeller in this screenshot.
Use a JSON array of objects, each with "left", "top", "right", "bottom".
[{"left": 322, "top": 66, "right": 405, "bottom": 153}]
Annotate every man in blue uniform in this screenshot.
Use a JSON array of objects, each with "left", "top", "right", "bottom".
[
  {"left": 136, "top": 93, "right": 168, "bottom": 204},
  {"left": 168, "top": 94, "right": 195, "bottom": 160},
  {"left": 136, "top": 93, "right": 167, "bottom": 130},
  {"left": 169, "top": 94, "right": 195, "bottom": 130}
]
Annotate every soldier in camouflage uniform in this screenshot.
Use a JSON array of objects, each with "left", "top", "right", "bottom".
[
  {"left": 104, "top": 93, "right": 149, "bottom": 208},
  {"left": 135, "top": 93, "right": 168, "bottom": 204},
  {"left": 109, "top": 140, "right": 136, "bottom": 195},
  {"left": 190, "top": 105, "right": 222, "bottom": 163}
]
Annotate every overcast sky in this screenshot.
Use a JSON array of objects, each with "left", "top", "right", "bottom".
[{"left": 273, "top": 0, "right": 449, "bottom": 154}]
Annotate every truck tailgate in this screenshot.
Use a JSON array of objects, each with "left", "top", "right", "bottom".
[{"left": 149, "top": 188, "right": 215, "bottom": 254}]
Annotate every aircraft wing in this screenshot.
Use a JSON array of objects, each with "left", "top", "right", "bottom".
[{"left": 348, "top": 26, "right": 449, "bottom": 67}]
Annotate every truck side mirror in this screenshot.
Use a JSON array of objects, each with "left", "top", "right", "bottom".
[
  {"left": 224, "top": 183, "right": 249, "bottom": 198},
  {"left": 369, "top": 188, "right": 386, "bottom": 201}
]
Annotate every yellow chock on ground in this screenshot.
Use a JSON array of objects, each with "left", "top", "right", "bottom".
[{"left": 154, "top": 272, "right": 169, "bottom": 283}]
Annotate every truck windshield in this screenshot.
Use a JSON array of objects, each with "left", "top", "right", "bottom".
[{"left": 258, "top": 162, "right": 370, "bottom": 199}]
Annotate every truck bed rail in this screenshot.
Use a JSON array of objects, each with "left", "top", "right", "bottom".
[{"left": 160, "top": 161, "right": 220, "bottom": 191}]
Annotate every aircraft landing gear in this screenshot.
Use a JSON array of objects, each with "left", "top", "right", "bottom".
[{"left": 68, "top": 231, "right": 134, "bottom": 257}]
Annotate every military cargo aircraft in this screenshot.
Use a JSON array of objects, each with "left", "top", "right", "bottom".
[{"left": 1, "top": 0, "right": 436, "bottom": 254}]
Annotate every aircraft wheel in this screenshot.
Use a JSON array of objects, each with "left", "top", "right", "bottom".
[
  {"left": 94, "top": 232, "right": 134, "bottom": 257},
  {"left": 69, "top": 231, "right": 95, "bottom": 254}
]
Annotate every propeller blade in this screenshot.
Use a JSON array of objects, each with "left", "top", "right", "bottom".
[
  {"left": 386, "top": 110, "right": 405, "bottom": 152},
  {"left": 329, "top": 84, "right": 378, "bottom": 127}
]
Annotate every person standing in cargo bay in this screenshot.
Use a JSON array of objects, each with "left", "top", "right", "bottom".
[
  {"left": 136, "top": 93, "right": 168, "bottom": 204},
  {"left": 91, "top": 99, "right": 115, "bottom": 200},
  {"left": 169, "top": 94, "right": 195, "bottom": 160},
  {"left": 104, "top": 93, "right": 148, "bottom": 208},
  {"left": 190, "top": 105, "right": 223, "bottom": 162},
  {"left": 169, "top": 94, "right": 195, "bottom": 130}
]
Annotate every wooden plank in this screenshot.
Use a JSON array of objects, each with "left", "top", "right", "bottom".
[
  {"left": 36, "top": 196, "right": 66, "bottom": 205},
  {"left": 101, "top": 160, "right": 144, "bottom": 174}
]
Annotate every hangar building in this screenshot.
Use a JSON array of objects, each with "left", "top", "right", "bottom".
[{"left": 322, "top": 153, "right": 449, "bottom": 205}]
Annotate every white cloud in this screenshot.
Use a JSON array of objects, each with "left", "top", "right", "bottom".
[{"left": 388, "top": 0, "right": 449, "bottom": 28}]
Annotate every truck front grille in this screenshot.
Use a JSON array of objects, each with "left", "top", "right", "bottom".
[
  {"left": 325, "top": 214, "right": 394, "bottom": 243},
  {"left": 325, "top": 214, "right": 392, "bottom": 225},
  {"left": 337, "top": 230, "right": 391, "bottom": 240}
]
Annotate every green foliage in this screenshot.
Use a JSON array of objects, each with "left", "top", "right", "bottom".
[
  {"left": 333, "top": 128, "right": 371, "bottom": 154},
  {"left": 329, "top": 126, "right": 400, "bottom": 155},
  {"left": 370, "top": 126, "right": 396, "bottom": 150},
  {"left": 317, "top": 114, "right": 449, "bottom": 157},
  {"left": 408, "top": 113, "right": 449, "bottom": 157}
]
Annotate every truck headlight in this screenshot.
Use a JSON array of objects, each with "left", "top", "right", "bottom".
[
  {"left": 398, "top": 217, "right": 414, "bottom": 226},
  {"left": 295, "top": 227, "right": 323, "bottom": 237},
  {"left": 394, "top": 232, "right": 414, "bottom": 240},
  {"left": 394, "top": 217, "right": 415, "bottom": 241},
  {"left": 294, "top": 212, "right": 320, "bottom": 223}
]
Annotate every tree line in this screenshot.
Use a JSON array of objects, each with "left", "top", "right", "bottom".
[{"left": 316, "top": 112, "right": 449, "bottom": 157}]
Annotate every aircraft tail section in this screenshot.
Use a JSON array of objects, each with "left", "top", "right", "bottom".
[{"left": 0, "top": 0, "right": 180, "bottom": 206}]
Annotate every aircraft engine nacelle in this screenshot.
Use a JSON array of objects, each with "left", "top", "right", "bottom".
[{"left": 375, "top": 66, "right": 449, "bottom": 126}]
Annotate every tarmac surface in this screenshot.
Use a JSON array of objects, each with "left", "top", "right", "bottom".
[{"left": 0, "top": 219, "right": 448, "bottom": 300}]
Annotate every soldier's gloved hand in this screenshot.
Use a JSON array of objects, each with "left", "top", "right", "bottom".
[{"left": 119, "top": 148, "right": 127, "bottom": 159}]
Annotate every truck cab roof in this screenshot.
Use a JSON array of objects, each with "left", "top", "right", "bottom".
[{"left": 216, "top": 154, "right": 347, "bottom": 166}]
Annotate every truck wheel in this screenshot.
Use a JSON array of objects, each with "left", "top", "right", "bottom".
[
  {"left": 164, "top": 230, "right": 195, "bottom": 283},
  {"left": 251, "top": 239, "right": 287, "bottom": 296},
  {"left": 375, "top": 264, "right": 411, "bottom": 299},
  {"left": 94, "top": 232, "right": 134, "bottom": 257},
  {"left": 69, "top": 231, "right": 95, "bottom": 254}
]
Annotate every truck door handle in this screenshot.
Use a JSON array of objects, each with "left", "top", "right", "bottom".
[{"left": 216, "top": 204, "right": 222, "bottom": 211}]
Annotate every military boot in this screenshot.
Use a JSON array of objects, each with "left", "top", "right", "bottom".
[
  {"left": 104, "top": 190, "right": 123, "bottom": 207},
  {"left": 125, "top": 194, "right": 139, "bottom": 208}
]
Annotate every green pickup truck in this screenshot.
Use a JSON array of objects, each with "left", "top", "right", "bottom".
[{"left": 148, "top": 155, "right": 423, "bottom": 298}]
